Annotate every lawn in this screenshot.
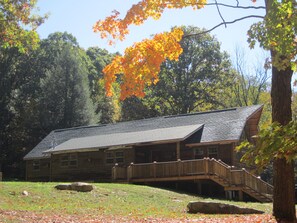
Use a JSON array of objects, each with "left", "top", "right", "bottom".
[{"left": 0, "top": 182, "right": 275, "bottom": 222}]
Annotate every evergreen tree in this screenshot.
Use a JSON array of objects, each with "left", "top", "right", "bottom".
[{"left": 38, "top": 32, "right": 98, "bottom": 130}]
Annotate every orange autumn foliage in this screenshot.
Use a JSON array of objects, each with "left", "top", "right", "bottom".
[
  {"left": 93, "top": 0, "right": 260, "bottom": 99},
  {"left": 103, "top": 28, "right": 183, "bottom": 100},
  {"left": 93, "top": 0, "right": 207, "bottom": 44}
]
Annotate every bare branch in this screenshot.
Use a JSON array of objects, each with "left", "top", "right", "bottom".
[
  {"left": 182, "top": 1, "right": 266, "bottom": 10},
  {"left": 215, "top": 0, "right": 226, "bottom": 28},
  {"left": 184, "top": 15, "right": 264, "bottom": 38},
  {"left": 204, "top": 2, "right": 265, "bottom": 10}
]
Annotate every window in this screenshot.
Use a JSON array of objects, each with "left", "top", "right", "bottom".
[
  {"left": 106, "top": 152, "right": 114, "bottom": 164},
  {"left": 115, "top": 152, "right": 124, "bottom": 163},
  {"left": 106, "top": 151, "right": 124, "bottom": 164},
  {"left": 207, "top": 147, "right": 218, "bottom": 159},
  {"left": 194, "top": 148, "right": 204, "bottom": 159},
  {"left": 33, "top": 160, "right": 40, "bottom": 171},
  {"left": 60, "top": 154, "right": 77, "bottom": 168}
]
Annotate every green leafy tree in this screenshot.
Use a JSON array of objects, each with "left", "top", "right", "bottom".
[
  {"left": 38, "top": 32, "right": 98, "bottom": 130},
  {"left": 121, "top": 26, "right": 235, "bottom": 119},
  {"left": 0, "top": 0, "right": 47, "bottom": 52},
  {"left": 247, "top": 1, "right": 297, "bottom": 220},
  {"left": 0, "top": 47, "right": 44, "bottom": 177},
  {"left": 86, "top": 47, "right": 120, "bottom": 123},
  {"left": 150, "top": 26, "right": 235, "bottom": 114},
  {"left": 121, "top": 96, "right": 160, "bottom": 121},
  {"left": 293, "top": 92, "right": 297, "bottom": 121}
]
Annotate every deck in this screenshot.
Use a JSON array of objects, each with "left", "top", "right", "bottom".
[{"left": 112, "top": 158, "right": 273, "bottom": 203}]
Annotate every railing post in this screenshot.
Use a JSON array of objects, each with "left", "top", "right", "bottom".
[
  {"left": 127, "top": 162, "right": 133, "bottom": 182},
  {"left": 227, "top": 166, "right": 231, "bottom": 186},
  {"left": 177, "top": 159, "right": 181, "bottom": 177},
  {"left": 241, "top": 168, "right": 245, "bottom": 186},
  {"left": 210, "top": 158, "right": 215, "bottom": 174},
  {"left": 153, "top": 161, "right": 157, "bottom": 178},
  {"left": 204, "top": 158, "right": 209, "bottom": 175},
  {"left": 112, "top": 163, "right": 118, "bottom": 181}
]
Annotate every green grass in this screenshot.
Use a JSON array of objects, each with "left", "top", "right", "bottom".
[{"left": 0, "top": 181, "right": 272, "bottom": 219}]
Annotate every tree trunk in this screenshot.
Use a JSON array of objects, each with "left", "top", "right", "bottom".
[{"left": 271, "top": 61, "right": 296, "bottom": 222}]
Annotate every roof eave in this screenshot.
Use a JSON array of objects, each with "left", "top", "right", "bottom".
[{"left": 186, "top": 139, "right": 238, "bottom": 147}]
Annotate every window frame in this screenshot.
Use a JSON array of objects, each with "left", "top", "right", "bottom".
[
  {"left": 60, "top": 153, "right": 78, "bottom": 168},
  {"left": 207, "top": 146, "right": 218, "bottom": 159},
  {"left": 105, "top": 150, "right": 124, "bottom": 164},
  {"left": 32, "top": 160, "right": 40, "bottom": 171},
  {"left": 194, "top": 148, "right": 204, "bottom": 159}
]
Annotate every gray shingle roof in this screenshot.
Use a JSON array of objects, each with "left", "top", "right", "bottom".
[
  {"left": 24, "top": 105, "right": 262, "bottom": 160},
  {"left": 45, "top": 124, "right": 204, "bottom": 154}
]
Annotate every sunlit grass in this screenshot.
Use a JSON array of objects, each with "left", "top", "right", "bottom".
[{"left": 0, "top": 181, "right": 272, "bottom": 219}]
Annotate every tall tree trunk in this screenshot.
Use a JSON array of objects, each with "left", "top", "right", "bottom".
[{"left": 271, "top": 57, "right": 296, "bottom": 221}]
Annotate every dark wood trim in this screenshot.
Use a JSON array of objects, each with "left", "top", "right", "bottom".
[{"left": 186, "top": 140, "right": 238, "bottom": 147}]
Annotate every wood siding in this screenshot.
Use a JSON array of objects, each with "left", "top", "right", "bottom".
[
  {"left": 135, "top": 143, "right": 177, "bottom": 163},
  {"left": 26, "top": 143, "right": 235, "bottom": 181},
  {"left": 26, "top": 159, "right": 50, "bottom": 181},
  {"left": 50, "top": 149, "right": 134, "bottom": 181},
  {"left": 188, "top": 144, "right": 234, "bottom": 166}
]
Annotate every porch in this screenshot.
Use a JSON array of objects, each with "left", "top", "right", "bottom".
[{"left": 112, "top": 158, "right": 273, "bottom": 203}]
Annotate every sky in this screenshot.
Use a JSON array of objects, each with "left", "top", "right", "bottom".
[{"left": 36, "top": 0, "right": 266, "bottom": 59}]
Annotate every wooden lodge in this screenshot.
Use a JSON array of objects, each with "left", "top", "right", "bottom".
[{"left": 24, "top": 105, "right": 273, "bottom": 202}]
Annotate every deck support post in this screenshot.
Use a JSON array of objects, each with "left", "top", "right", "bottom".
[
  {"left": 225, "top": 190, "right": 232, "bottom": 200},
  {"left": 197, "top": 182, "right": 202, "bottom": 195},
  {"left": 238, "top": 190, "right": 244, "bottom": 201}
]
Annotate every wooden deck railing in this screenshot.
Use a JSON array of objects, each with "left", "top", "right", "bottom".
[{"left": 112, "top": 158, "right": 273, "bottom": 197}]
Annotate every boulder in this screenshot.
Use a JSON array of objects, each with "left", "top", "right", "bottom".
[
  {"left": 187, "top": 201, "right": 264, "bottom": 214},
  {"left": 55, "top": 182, "right": 93, "bottom": 192},
  {"left": 55, "top": 184, "right": 71, "bottom": 190},
  {"left": 70, "top": 182, "right": 94, "bottom": 192}
]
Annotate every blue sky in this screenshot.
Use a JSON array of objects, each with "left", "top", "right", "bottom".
[
  {"left": 36, "top": 0, "right": 266, "bottom": 58},
  {"left": 35, "top": 0, "right": 297, "bottom": 89}
]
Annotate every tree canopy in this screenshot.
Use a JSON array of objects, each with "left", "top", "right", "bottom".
[
  {"left": 147, "top": 26, "right": 235, "bottom": 114},
  {"left": 0, "top": 0, "right": 47, "bottom": 52}
]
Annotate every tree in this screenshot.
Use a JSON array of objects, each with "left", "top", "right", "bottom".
[
  {"left": 231, "top": 47, "right": 270, "bottom": 107},
  {"left": 293, "top": 91, "right": 297, "bottom": 120},
  {"left": 38, "top": 32, "right": 98, "bottom": 130},
  {"left": 95, "top": 0, "right": 297, "bottom": 221},
  {"left": 86, "top": 47, "right": 120, "bottom": 123},
  {"left": 121, "top": 96, "right": 159, "bottom": 121},
  {"left": 148, "top": 26, "right": 235, "bottom": 115},
  {"left": 0, "top": 46, "right": 45, "bottom": 177},
  {"left": 121, "top": 26, "right": 235, "bottom": 120},
  {"left": 0, "top": 0, "right": 47, "bottom": 52}
]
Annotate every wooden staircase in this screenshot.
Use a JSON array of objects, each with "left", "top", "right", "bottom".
[
  {"left": 112, "top": 158, "right": 273, "bottom": 203},
  {"left": 242, "top": 186, "right": 273, "bottom": 203}
]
